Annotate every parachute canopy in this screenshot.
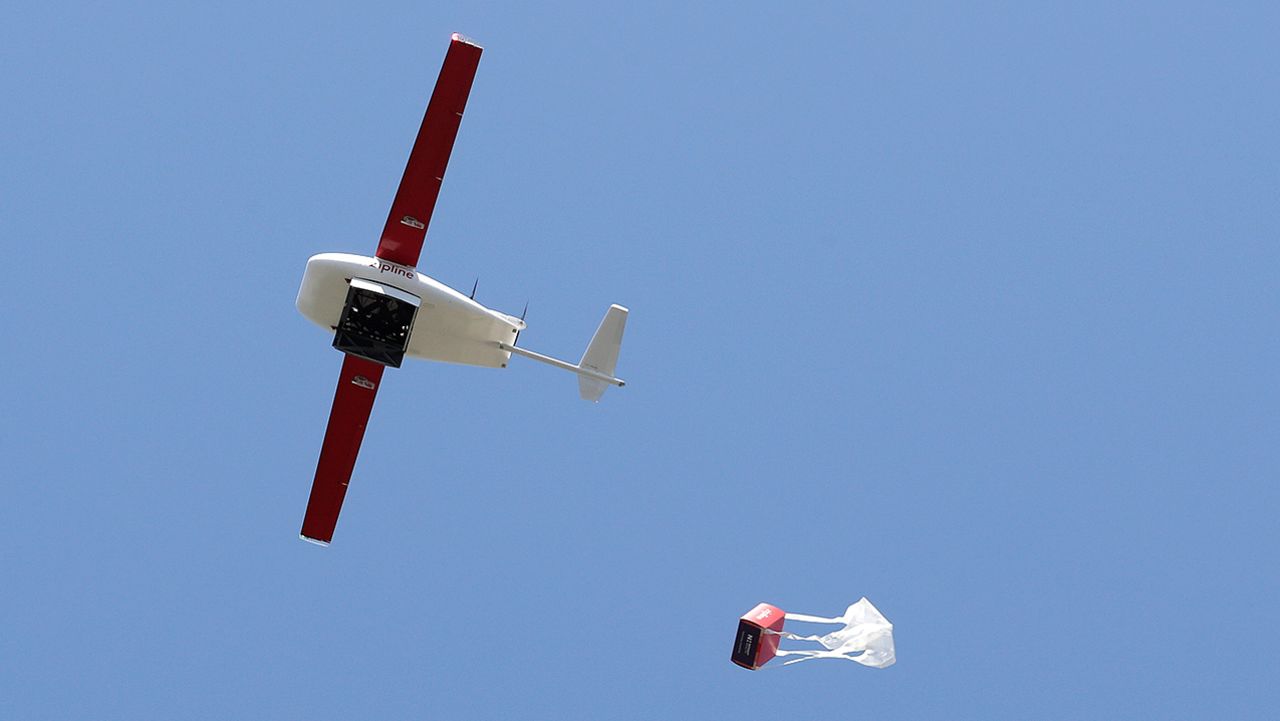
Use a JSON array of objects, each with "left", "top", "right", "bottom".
[{"left": 731, "top": 598, "right": 895, "bottom": 670}]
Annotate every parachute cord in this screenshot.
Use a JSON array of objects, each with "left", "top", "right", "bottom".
[
  {"left": 764, "top": 629, "right": 828, "bottom": 643},
  {"left": 783, "top": 612, "right": 847, "bottom": 624}
]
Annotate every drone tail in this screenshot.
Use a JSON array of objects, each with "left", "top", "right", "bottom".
[
  {"left": 499, "top": 304, "right": 628, "bottom": 402},
  {"left": 577, "top": 304, "right": 628, "bottom": 402}
]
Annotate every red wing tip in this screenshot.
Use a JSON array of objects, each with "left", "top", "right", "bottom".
[
  {"left": 451, "top": 32, "right": 483, "bottom": 49},
  {"left": 299, "top": 534, "right": 331, "bottom": 547}
]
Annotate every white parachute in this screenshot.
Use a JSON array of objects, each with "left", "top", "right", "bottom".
[
  {"left": 732, "top": 598, "right": 896, "bottom": 670},
  {"left": 772, "top": 598, "right": 896, "bottom": 667}
]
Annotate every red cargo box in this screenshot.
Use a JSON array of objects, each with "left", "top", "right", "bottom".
[{"left": 731, "top": 603, "right": 785, "bottom": 670}]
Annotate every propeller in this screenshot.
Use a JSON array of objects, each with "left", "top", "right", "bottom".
[{"left": 514, "top": 301, "right": 528, "bottom": 345}]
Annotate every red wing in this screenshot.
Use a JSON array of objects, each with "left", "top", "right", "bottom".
[
  {"left": 300, "top": 354, "right": 387, "bottom": 545},
  {"left": 375, "top": 33, "right": 483, "bottom": 268}
]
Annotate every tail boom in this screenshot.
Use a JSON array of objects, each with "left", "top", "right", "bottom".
[{"left": 499, "top": 342, "right": 626, "bottom": 388}]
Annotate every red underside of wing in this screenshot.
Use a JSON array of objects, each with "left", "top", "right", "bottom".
[
  {"left": 375, "top": 35, "right": 483, "bottom": 268},
  {"left": 300, "top": 354, "right": 387, "bottom": 544}
]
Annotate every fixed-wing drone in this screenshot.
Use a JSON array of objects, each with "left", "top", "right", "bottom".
[{"left": 295, "top": 34, "right": 628, "bottom": 545}]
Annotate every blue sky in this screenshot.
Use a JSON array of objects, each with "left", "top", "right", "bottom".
[{"left": 2, "top": 1, "right": 1277, "bottom": 718}]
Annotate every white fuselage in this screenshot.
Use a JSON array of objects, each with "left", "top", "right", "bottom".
[{"left": 297, "top": 253, "right": 524, "bottom": 368}]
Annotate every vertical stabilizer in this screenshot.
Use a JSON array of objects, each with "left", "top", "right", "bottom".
[{"left": 578, "top": 305, "right": 628, "bottom": 401}]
